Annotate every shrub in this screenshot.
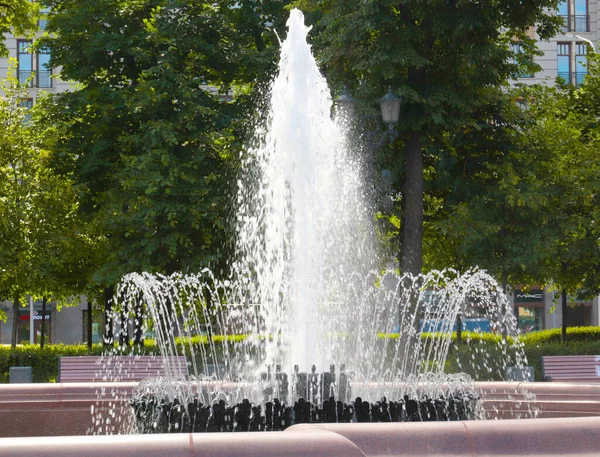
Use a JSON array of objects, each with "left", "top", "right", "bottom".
[
  {"left": 0, "top": 344, "right": 105, "bottom": 383},
  {"left": 521, "top": 326, "right": 600, "bottom": 345},
  {"left": 523, "top": 340, "right": 600, "bottom": 381},
  {"left": 2, "top": 327, "right": 600, "bottom": 383}
]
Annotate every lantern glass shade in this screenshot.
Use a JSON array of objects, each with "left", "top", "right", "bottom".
[
  {"left": 335, "top": 86, "right": 356, "bottom": 118},
  {"left": 379, "top": 87, "right": 401, "bottom": 124}
]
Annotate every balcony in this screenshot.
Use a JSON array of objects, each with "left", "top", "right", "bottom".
[
  {"left": 37, "top": 70, "right": 52, "bottom": 88},
  {"left": 18, "top": 70, "right": 33, "bottom": 87},
  {"left": 557, "top": 71, "right": 587, "bottom": 87},
  {"left": 558, "top": 15, "right": 590, "bottom": 33},
  {"left": 17, "top": 70, "right": 52, "bottom": 88}
]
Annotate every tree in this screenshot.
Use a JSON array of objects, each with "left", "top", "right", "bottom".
[
  {"left": 518, "top": 62, "right": 600, "bottom": 341},
  {"left": 433, "top": 56, "right": 600, "bottom": 339},
  {"left": 0, "top": 70, "right": 95, "bottom": 347},
  {"left": 297, "top": 0, "right": 562, "bottom": 275},
  {"left": 0, "top": 0, "right": 39, "bottom": 56},
  {"left": 40, "top": 0, "right": 293, "bottom": 341},
  {"left": 429, "top": 89, "right": 555, "bottom": 288},
  {"left": 0, "top": 72, "right": 37, "bottom": 340}
]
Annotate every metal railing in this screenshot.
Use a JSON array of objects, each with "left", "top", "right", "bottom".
[
  {"left": 17, "top": 70, "right": 52, "bottom": 88},
  {"left": 18, "top": 70, "right": 33, "bottom": 86},
  {"left": 557, "top": 71, "right": 587, "bottom": 87},
  {"left": 558, "top": 14, "right": 590, "bottom": 33},
  {"left": 37, "top": 70, "right": 52, "bottom": 88}
]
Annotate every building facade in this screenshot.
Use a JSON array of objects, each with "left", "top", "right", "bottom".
[
  {"left": 0, "top": 12, "right": 73, "bottom": 101},
  {"left": 0, "top": 298, "right": 104, "bottom": 345},
  {"left": 510, "top": 287, "right": 600, "bottom": 333},
  {"left": 514, "top": 0, "right": 599, "bottom": 87}
]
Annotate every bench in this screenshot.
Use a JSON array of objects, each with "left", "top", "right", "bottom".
[
  {"left": 541, "top": 355, "right": 600, "bottom": 382},
  {"left": 58, "top": 355, "right": 188, "bottom": 383}
]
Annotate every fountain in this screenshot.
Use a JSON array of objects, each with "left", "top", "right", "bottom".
[
  {"left": 59, "top": 9, "right": 547, "bottom": 436},
  {"left": 108, "top": 8, "right": 525, "bottom": 431},
  {"left": 0, "top": 8, "right": 599, "bottom": 457}
]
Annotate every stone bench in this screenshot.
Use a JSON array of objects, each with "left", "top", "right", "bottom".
[
  {"left": 541, "top": 355, "right": 600, "bottom": 382},
  {"left": 58, "top": 355, "right": 188, "bottom": 382}
]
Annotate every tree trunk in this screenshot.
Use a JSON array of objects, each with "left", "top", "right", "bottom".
[
  {"left": 455, "top": 314, "right": 462, "bottom": 345},
  {"left": 501, "top": 269, "right": 509, "bottom": 340},
  {"left": 119, "top": 307, "right": 130, "bottom": 348},
  {"left": 40, "top": 296, "right": 47, "bottom": 349},
  {"left": 104, "top": 287, "right": 114, "bottom": 346},
  {"left": 561, "top": 288, "right": 568, "bottom": 343},
  {"left": 87, "top": 298, "right": 93, "bottom": 349},
  {"left": 11, "top": 293, "right": 19, "bottom": 349},
  {"left": 132, "top": 295, "right": 144, "bottom": 347},
  {"left": 401, "top": 131, "right": 423, "bottom": 276}
]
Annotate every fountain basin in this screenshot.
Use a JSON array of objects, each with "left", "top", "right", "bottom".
[
  {"left": 0, "top": 416, "right": 598, "bottom": 457},
  {"left": 1, "top": 381, "right": 600, "bottom": 437}
]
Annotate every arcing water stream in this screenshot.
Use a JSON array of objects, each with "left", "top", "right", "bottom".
[{"left": 102, "top": 9, "right": 531, "bottom": 432}]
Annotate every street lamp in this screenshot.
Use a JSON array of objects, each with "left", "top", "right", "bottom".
[
  {"left": 335, "top": 86, "right": 357, "bottom": 119},
  {"left": 379, "top": 86, "right": 402, "bottom": 125},
  {"left": 335, "top": 86, "right": 401, "bottom": 149},
  {"left": 565, "top": 34, "right": 597, "bottom": 53},
  {"left": 334, "top": 86, "right": 401, "bottom": 212}
]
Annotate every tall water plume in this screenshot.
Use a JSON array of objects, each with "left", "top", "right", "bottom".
[{"left": 232, "top": 8, "right": 376, "bottom": 374}]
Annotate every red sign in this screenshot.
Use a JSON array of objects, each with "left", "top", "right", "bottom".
[{"left": 19, "top": 312, "right": 50, "bottom": 321}]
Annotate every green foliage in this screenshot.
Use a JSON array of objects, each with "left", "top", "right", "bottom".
[
  {"left": 428, "top": 89, "right": 547, "bottom": 282},
  {"left": 518, "top": 73, "right": 600, "bottom": 295},
  {"left": 39, "top": 0, "right": 293, "bottom": 284},
  {"left": 0, "top": 69, "right": 38, "bottom": 316},
  {"left": 295, "top": 0, "right": 561, "bottom": 273},
  {"left": 2, "top": 328, "right": 600, "bottom": 383},
  {"left": 521, "top": 326, "right": 600, "bottom": 345},
  {"left": 0, "top": 0, "right": 39, "bottom": 57},
  {"left": 379, "top": 331, "right": 516, "bottom": 345},
  {"left": 448, "top": 340, "right": 524, "bottom": 381},
  {"left": 428, "top": 50, "right": 600, "bottom": 294},
  {"left": 0, "top": 344, "right": 105, "bottom": 383},
  {"left": 0, "top": 69, "right": 99, "bottom": 333},
  {"left": 447, "top": 327, "right": 600, "bottom": 381},
  {"left": 0, "top": 335, "right": 253, "bottom": 382}
]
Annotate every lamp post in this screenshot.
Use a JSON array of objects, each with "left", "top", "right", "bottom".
[
  {"left": 335, "top": 86, "right": 401, "bottom": 212},
  {"left": 335, "top": 86, "right": 357, "bottom": 119},
  {"left": 565, "top": 34, "right": 597, "bottom": 53},
  {"left": 335, "top": 86, "right": 401, "bottom": 150},
  {"left": 564, "top": 34, "right": 596, "bottom": 86}
]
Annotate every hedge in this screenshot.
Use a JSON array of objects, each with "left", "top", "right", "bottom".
[
  {"left": 1, "top": 327, "right": 599, "bottom": 383},
  {"left": 520, "top": 326, "right": 600, "bottom": 345},
  {"left": 0, "top": 337, "right": 245, "bottom": 383},
  {"left": 0, "top": 344, "right": 105, "bottom": 383}
]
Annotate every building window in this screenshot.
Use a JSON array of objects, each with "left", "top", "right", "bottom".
[
  {"left": 18, "top": 310, "right": 52, "bottom": 344},
  {"left": 511, "top": 42, "right": 534, "bottom": 78},
  {"left": 516, "top": 97, "right": 528, "bottom": 111},
  {"left": 37, "top": 46, "right": 52, "bottom": 88},
  {"left": 575, "top": 42, "right": 587, "bottom": 87},
  {"left": 517, "top": 307, "right": 543, "bottom": 333},
  {"left": 557, "top": 0, "right": 589, "bottom": 32},
  {"left": 39, "top": 5, "right": 50, "bottom": 31},
  {"left": 557, "top": 42, "right": 570, "bottom": 84},
  {"left": 83, "top": 310, "right": 105, "bottom": 344},
  {"left": 558, "top": 42, "right": 587, "bottom": 87},
  {"left": 17, "top": 40, "right": 33, "bottom": 86},
  {"left": 19, "top": 98, "right": 33, "bottom": 109},
  {"left": 16, "top": 40, "right": 52, "bottom": 89},
  {"left": 513, "top": 287, "right": 544, "bottom": 333},
  {"left": 19, "top": 98, "right": 33, "bottom": 122}
]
